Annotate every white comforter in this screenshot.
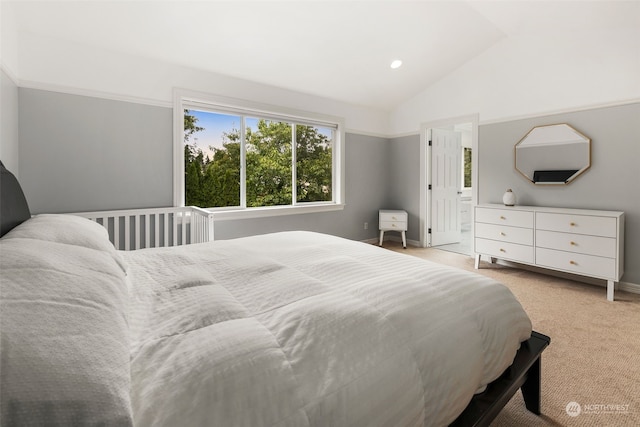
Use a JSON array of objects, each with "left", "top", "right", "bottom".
[{"left": 125, "top": 231, "right": 532, "bottom": 427}]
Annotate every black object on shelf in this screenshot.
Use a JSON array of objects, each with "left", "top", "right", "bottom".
[{"left": 532, "top": 170, "right": 579, "bottom": 183}]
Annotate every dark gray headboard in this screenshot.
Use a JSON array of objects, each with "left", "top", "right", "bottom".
[{"left": 1, "top": 161, "right": 31, "bottom": 237}]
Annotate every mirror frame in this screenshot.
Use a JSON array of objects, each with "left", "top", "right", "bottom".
[{"left": 514, "top": 123, "right": 591, "bottom": 185}]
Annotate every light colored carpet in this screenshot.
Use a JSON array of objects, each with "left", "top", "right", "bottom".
[{"left": 383, "top": 242, "right": 640, "bottom": 427}]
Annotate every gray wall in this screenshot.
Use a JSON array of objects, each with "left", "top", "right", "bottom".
[
  {"left": 19, "top": 87, "right": 636, "bottom": 283},
  {"left": 19, "top": 88, "right": 173, "bottom": 213},
  {"left": 17, "top": 88, "right": 390, "bottom": 242},
  {"left": 387, "top": 103, "right": 639, "bottom": 285},
  {"left": 1, "top": 69, "right": 19, "bottom": 175},
  {"left": 387, "top": 134, "right": 421, "bottom": 243},
  {"left": 479, "top": 102, "right": 640, "bottom": 285}
]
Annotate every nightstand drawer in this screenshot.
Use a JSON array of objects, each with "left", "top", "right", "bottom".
[
  {"left": 379, "top": 210, "right": 407, "bottom": 223},
  {"left": 536, "top": 230, "right": 617, "bottom": 258},
  {"left": 379, "top": 220, "right": 407, "bottom": 231},
  {"left": 536, "top": 248, "right": 616, "bottom": 280},
  {"left": 475, "top": 223, "right": 533, "bottom": 245},
  {"left": 475, "top": 238, "right": 534, "bottom": 264},
  {"left": 536, "top": 212, "right": 617, "bottom": 238},
  {"left": 475, "top": 207, "right": 533, "bottom": 228}
]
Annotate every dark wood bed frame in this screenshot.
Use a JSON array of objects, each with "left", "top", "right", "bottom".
[
  {"left": 0, "top": 161, "right": 550, "bottom": 426},
  {"left": 451, "top": 331, "right": 550, "bottom": 426}
]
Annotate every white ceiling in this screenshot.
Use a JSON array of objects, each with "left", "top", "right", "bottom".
[{"left": 5, "top": 1, "right": 640, "bottom": 111}]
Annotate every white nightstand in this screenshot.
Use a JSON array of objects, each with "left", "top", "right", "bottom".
[{"left": 379, "top": 209, "right": 407, "bottom": 248}]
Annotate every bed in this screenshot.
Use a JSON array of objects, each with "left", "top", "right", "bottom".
[{"left": 0, "top": 161, "right": 549, "bottom": 426}]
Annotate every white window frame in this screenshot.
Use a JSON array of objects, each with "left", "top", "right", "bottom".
[{"left": 173, "top": 88, "right": 345, "bottom": 220}]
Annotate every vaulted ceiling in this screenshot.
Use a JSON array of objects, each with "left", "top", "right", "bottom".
[{"left": 3, "top": 1, "right": 639, "bottom": 110}]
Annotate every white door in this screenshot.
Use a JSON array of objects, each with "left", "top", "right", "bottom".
[{"left": 430, "top": 128, "right": 462, "bottom": 246}]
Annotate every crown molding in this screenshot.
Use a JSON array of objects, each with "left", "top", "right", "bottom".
[
  {"left": 478, "top": 98, "right": 640, "bottom": 126},
  {"left": 16, "top": 80, "right": 172, "bottom": 109},
  {"left": 0, "top": 63, "right": 19, "bottom": 85},
  {"left": 389, "top": 99, "right": 640, "bottom": 137},
  {"left": 344, "top": 129, "right": 394, "bottom": 139},
  {"left": 8, "top": 76, "right": 639, "bottom": 139}
]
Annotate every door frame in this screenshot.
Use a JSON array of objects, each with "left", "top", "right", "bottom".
[{"left": 419, "top": 114, "right": 479, "bottom": 248}]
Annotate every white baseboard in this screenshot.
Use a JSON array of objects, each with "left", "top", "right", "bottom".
[
  {"left": 491, "top": 259, "right": 640, "bottom": 295},
  {"left": 619, "top": 281, "right": 640, "bottom": 295},
  {"left": 361, "top": 237, "right": 379, "bottom": 245},
  {"left": 372, "top": 234, "right": 420, "bottom": 248}
]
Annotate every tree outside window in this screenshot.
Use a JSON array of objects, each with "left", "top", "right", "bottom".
[{"left": 184, "top": 109, "right": 333, "bottom": 209}]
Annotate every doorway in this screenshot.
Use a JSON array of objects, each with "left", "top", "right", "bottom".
[{"left": 419, "top": 115, "right": 478, "bottom": 256}]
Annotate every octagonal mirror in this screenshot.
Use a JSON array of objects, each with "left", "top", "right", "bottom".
[{"left": 515, "top": 123, "right": 591, "bottom": 185}]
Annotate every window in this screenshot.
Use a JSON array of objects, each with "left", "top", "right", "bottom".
[
  {"left": 175, "top": 91, "right": 344, "bottom": 218},
  {"left": 184, "top": 110, "right": 242, "bottom": 208}
]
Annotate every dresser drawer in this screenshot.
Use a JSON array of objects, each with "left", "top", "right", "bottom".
[
  {"left": 536, "top": 248, "right": 617, "bottom": 280},
  {"left": 475, "top": 238, "right": 534, "bottom": 264},
  {"left": 535, "top": 212, "right": 617, "bottom": 238},
  {"left": 474, "top": 204, "right": 624, "bottom": 301},
  {"left": 476, "top": 223, "right": 533, "bottom": 245},
  {"left": 536, "top": 230, "right": 617, "bottom": 258},
  {"left": 475, "top": 207, "right": 533, "bottom": 228}
]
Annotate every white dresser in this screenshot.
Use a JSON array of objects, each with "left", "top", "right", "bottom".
[
  {"left": 379, "top": 209, "right": 407, "bottom": 248},
  {"left": 474, "top": 204, "right": 624, "bottom": 301}
]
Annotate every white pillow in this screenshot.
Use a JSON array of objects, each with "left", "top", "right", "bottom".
[
  {"left": 0, "top": 236, "right": 132, "bottom": 426},
  {"left": 3, "top": 214, "right": 128, "bottom": 273}
]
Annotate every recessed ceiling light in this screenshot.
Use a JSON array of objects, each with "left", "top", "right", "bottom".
[{"left": 390, "top": 59, "right": 402, "bottom": 69}]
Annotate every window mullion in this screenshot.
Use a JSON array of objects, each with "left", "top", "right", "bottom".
[
  {"left": 291, "top": 124, "right": 297, "bottom": 206},
  {"left": 332, "top": 128, "right": 337, "bottom": 202},
  {"left": 240, "top": 116, "right": 247, "bottom": 209}
]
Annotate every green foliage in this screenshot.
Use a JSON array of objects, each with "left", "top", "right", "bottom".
[
  {"left": 245, "top": 120, "right": 292, "bottom": 207},
  {"left": 183, "top": 109, "right": 204, "bottom": 142},
  {"left": 183, "top": 110, "right": 332, "bottom": 208},
  {"left": 184, "top": 143, "right": 205, "bottom": 206},
  {"left": 296, "top": 125, "right": 332, "bottom": 202},
  {"left": 464, "top": 147, "right": 472, "bottom": 188}
]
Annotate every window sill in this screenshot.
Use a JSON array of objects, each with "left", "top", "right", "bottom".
[{"left": 207, "top": 203, "right": 345, "bottom": 221}]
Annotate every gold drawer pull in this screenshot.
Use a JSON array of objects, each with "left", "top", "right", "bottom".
[
  {"left": 500, "top": 232, "right": 506, "bottom": 236},
  {"left": 499, "top": 248, "right": 506, "bottom": 253},
  {"left": 570, "top": 241, "right": 577, "bottom": 246},
  {"left": 570, "top": 222, "right": 576, "bottom": 227},
  {"left": 500, "top": 216, "right": 506, "bottom": 220},
  {"left": 392, "top": 216, "right": 397, "bottom": 220},
  {"left": 392, "top": 224, "right": 397, "bottom": 227},
  {"left": 570, "top": 260, "right": 577, "bottom": 265}
]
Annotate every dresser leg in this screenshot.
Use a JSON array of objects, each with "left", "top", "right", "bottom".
[
  {"left": 379, "top": 230, "right": 384, "bottom": 246},
  {"left": 401, "top": 231, "right": 406, "bottom": 248},
  {"left": 607, "top": 280, "right": 615, "bottom": 301},
  {"left": 474, "top": 254, "right": 481, "bottom": 269}
]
